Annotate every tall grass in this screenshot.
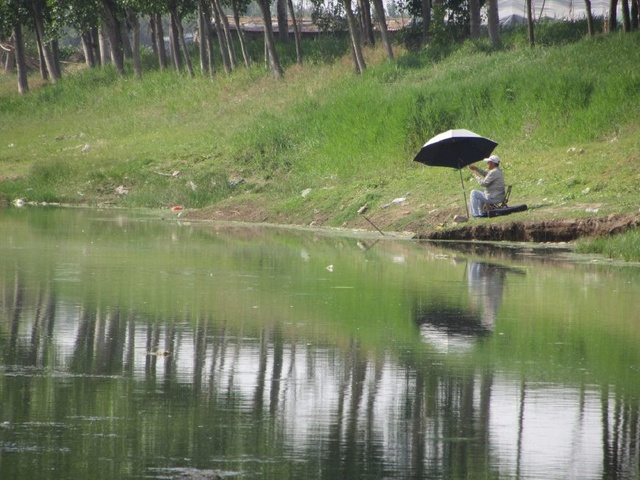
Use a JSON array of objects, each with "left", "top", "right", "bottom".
[
  {"left": 576, "top": 228, "right": 640, "bottom": 262},
  {"left": 0, "top": 28, "right": 639, "bottom": 227}
]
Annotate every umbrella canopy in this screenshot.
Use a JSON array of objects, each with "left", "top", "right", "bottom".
[{"left": 413, "top": 129, "right": 498, "bottom": 169}]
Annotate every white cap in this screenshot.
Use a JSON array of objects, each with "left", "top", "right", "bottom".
[{"left": 485, "top": 155, "right": 500, "bottom": 165}]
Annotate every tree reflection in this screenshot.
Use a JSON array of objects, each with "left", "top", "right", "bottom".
[{"left": 0, "top": 264, "right": 639, "bottom": 480}]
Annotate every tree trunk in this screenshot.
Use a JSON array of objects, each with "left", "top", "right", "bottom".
[
  {"left": 98, "top": 26, "right": 110, "bottom": 66},
  {"left": 13, "top": 24, "right": 29, "bottom": 94},
  {"left": 608, "top": 0, "right": 618, "bottom": 31},
  {"left": 201, "top": 2, "right": 217, "bottom": 75},
  {"left": 631, "top": 0, "right": 638, "bottom": 30},
  {"left": 277, "top": 0, "right": 289, "bottom": 42},
  {"left": 101, "top": 0, "right": 125, "bottom": 75},
  {"left": 120, "top": 18, "right": 133, "bottom": 60},
  {"left": 371, "top": 0, "right": 394, "bottom": 59},
  {"left": 232, "top": 0, "right": 252, "bottom": 68},
  {"left": 584, "top": 0, "right": 595, "bottom": 36},
  {"left": 209, "top": 0, "right": 233, "bottom": 74},
  {"left": 36, "top": 35, "right": 48, "bottom": 80},
  {"left": 255, "top": 0, "right": 283, "bottom": 78},
  {"left": 153, "top": 14, "right": 168, "bottom": 70},
  {"left": 126, "top": 10, "right": 142, "bottom": 77},
  {"left": 81, "top": 32, "right": 97, "bottom": 68},
  {"left": 31, "top": 0, "right": 60, "bottom": 82},
  {"left": 169, "top": 9, "right": 182, "bottom": 70},
  {"left": 469, "top": 0, "right": 481, "bottom": 39},
  {"left": 213, "top": 0, "right": 238, "bottom": 68},
  {"left": 486, "top": 0, "right": 501, "bottom": 47},
  {"left": 52, "top": 39, "right": 62, "bottom": 78},
  {"left": 358, "top": 0, "right": 375, "bottom": 45},
  {"left": 343, "top": 0, "right": 366, "bottom": 73},
  {"left": 526, "top": 0, "right": 535, "bottom": 46},
  {"left": 197, "top": 1, "right": 209, "bottom": 74},
  {"left": 621, "top": 0, "right": 631, "bottom": 31},
  {"left": 287, "top": 0, "right": 303, "bottom": 64},
  {"left": 421, "top": 0, "right": 432, "bottom": 44},
  {"left": 175, "top": 12, "right": 195, "bottom": 77}
]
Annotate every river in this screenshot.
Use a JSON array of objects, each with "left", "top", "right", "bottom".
[{"left": 0, "top": 207, "right": 638, "bottom": 479}]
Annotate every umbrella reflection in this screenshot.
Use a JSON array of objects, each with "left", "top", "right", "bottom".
[{"left": 416, "top": 261, "right": 524, "bottom": 353}]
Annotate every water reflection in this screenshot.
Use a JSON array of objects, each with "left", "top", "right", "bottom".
[
  {"left": 0, "top": 209, "right": 639, "bottom": 480},
  {"left": 415, "top": 261, "right": 525, "bottom": 353}
]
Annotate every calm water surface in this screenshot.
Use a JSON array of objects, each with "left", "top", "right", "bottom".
[{"left": 0, "top": 208, "right": 638, "bottom": 480}]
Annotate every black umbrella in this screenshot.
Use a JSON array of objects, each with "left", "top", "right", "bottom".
[{"left": 413, "top": 129, "right": 498, "bottom": 216}]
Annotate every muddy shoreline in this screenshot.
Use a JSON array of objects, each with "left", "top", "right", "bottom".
[{"left": 416, "top": 214, "right": 640, "bottom": 242}]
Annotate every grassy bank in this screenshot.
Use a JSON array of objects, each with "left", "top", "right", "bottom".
[{"left": 1, "top": 28, "right": 639, "bottom": 253}]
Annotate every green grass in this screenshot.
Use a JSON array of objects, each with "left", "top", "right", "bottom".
[
  {"left": 576, "top": 228, "right": 640, "bottom": 262},
  {"left": 0, "top": 27, "right": 639, "bottom": 236}
]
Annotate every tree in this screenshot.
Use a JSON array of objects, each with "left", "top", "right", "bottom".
[
  {"left": 255, "top": 0, "right": 283, "bottom": 78},
  {"left": 526, "top": 0, "right": 534, "bottom": 46},
  {"left": 1, "top": 0, "right": 31, "bottom": 93},
  {"left": 101, "top": 0, "right": 126, "bottom": 75},
  {"left": 30, "top": 0, "right": 61, "bottom": 82},
  {"left": 608, "top": 0, "right": 618, "bottom": 31},
  {"left": 584, "top": 0, "right": 595, "bottom": 37},
  {"left": 13, "top": 25, "right": 29, "bottom": 93},
  {"left": 287, "top": 0, "right": 303, "bottom": 64},
  {"left": 210, "top": 0, "right": 233, "bottom": 73},
  {"left": 370, "top": 0, "right": 394, "bottom": 59},
  {"left": 229, "top": 0, "right": 252, "bottom": 68},
  {"left": 342, "top": 0, "right": 366, "bottom": 73},
  {"left": 486, "top": 0, "right": 501, "bottom": 47},
  {"left": 469, "top": 0, "right": 480, "bottom": 39},
  {"left": 358, "top": 0, "right": 375, "bottom": 45},
  {"left": 277, "top": 0, "right": 289, "bottom": 42}
]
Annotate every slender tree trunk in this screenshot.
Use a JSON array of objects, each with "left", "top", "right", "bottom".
[
  {"left": 256, "top": 0, "right": 283, "bottom": 78},
  {"left": 358, "top": 0, "right": 375, "bottom": 45},
  {"left": 486, "top": 0, "right": 501, "bottom": 47},
  {"left": 232, "top": 0, "right": 252, "bottom": 68},
  {"left": 214, "top": 0, "right": 238, "bottom": 68},
  {"left": 277, "top": 0, "right": 289, "bottom": 42},
  {"left": 631, "top": 0, "right": 638, "bottom": 29},
  {"left": 88, "top": 27, "right": 101, "bottom": 66},
  {"left": 31, "top": 0, "right": 60, "bottom": 82},
  {"left": 102, "top": 0, "right": 125, "bottom": 75},
  {"left": 421, "top": 0, "right": 431, "bottom": 44},
  {"left": 201, "top": 3, "right": 217, "bottom": 75},
  {"left": 526, "top": 0, "right": 535, "bottom": 46},
  {"left": 98, "top": 26, "right": 110, "bottom": 66},
  {"left": 153, "top": 14, "right": 168, "bottom": 70},
  {"left": 169, "top": 10, "right": 182, "bottom": 71},
  {"left": 175, "top": 13, "right": 195, "bottom": 76},
  {"left": 621, "top": 0, "right": 631, "bottom": 30},
  {"left": 81, "top": 32, "right": 97, "bottom": 68},
  {"left": 210, "top": 0, "right": 232, "bottom": 73},
  {"left": 36, "top": 37, "right": 48, "bottom": 80},
  {"left": 608, "top": 0, "right": 618, "bottom": 31},
  {"left": 13, "top": 24, "right": 29, "bottom": 94},
  {"left": 371, "top": 0, "right": 394, "bottom": 59},
  {"left": 126, "top": 10, "right": 142, "bottom": 77},
  {"left": 469, "top": 0, "right": 481, "bottom": 39},
  {"left": 343, "top": 0, "right": 366, "bottom": 73},
  {"left": 197, "top": 1, "right": 209, "bottom": 74},
  {"left": 120, "top": 18, "right": 133, "bottom": 60},
  {"left": 287, "top": 0, "right": 303, "bottom": 64},
  {"left": 52, "top": 40, "right": 62, "bottom": 78},
  {"left": 584, "top": 0, "right": 595, "bottom": 36}
]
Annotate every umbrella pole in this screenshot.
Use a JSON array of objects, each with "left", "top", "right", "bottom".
[{"left": 458, "top": 167, "right": 470, "bottom": 218}]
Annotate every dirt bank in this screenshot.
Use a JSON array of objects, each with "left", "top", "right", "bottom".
[{"left": 416, "top": 214, "right": 640, "bottom": 242}]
